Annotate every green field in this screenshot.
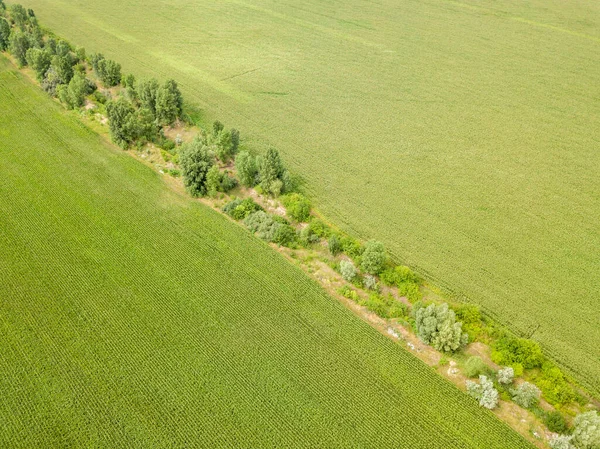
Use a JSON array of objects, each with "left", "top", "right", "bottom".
[
  {"left": 0, "top": 56, "right": 533, "bottom": 447},
  {"left": 20, "top": 0, "right": 600, "bottom": 395}
]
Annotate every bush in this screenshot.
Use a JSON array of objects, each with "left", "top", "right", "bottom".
[
  {"left": 533, "top": 362, "right": 575, "bottom": 406},
  {"left": 380, "top": 265, "right": 417, "bottom": 286},
  {"left": 340, "top": 236, "right": 363, "bottom": 259},
  {"left": 328, "top": 234, "right": 342, "bottom": 256},
  {"left": 365, "top": 294, "right": 387, "bottom": 318},
  {"left": 466, "top": 375, "right": 498, "bottom": 410},
  {"left": 571, "top": 411, "right": 600, "bottom": 449},
  {"left": 491, "top": 336, "right": 544, "bottom": 370},
  {"left": 511, "top": 382, "right": 540, "bottom": 408},
  {"left": 388, "top": 301, "right": 409, "bottom": 319},
  {"left": 464, "top": 356, "right": 488, "bottom": 378},
  {"left": 235, "top": 151, "right": 257, "bottom": 187},
  {"left": 298, "top": 225, "right": 319, "bottom": 247},
  {"left": 546, "top": 411, "right": 568, "bottom": 434},
  {"left": 206, "top": 166, "right": 237, "bottom": 197},
  {"left": 308, "top": 219, "right": 330, "bottom": 238},
  {"left": 223, "top": 198, "right": 263, "bottom": 220},
  {"left": 497, "top": 367, "right": 514, "bottom": 385},
  {"left": 339, "top": 285, "right": 359, "bottom": 302},
  {"left": 340, "top": 260, "right": 357, "bottom": 282},
  {"left": 271, "top": 223, "right": 297, "bottom": 247},
  {"left": 415, "top": 303, "right": 468, "bottom": 353},
  {"left": 179, "top": 140, "right": 214, "bottom": 197},
  {"left": 282, "top": 193, "right": 311, "bottom": 222},
  {"left": 397, "top": 280, "right": 422, "bottom": 303}
]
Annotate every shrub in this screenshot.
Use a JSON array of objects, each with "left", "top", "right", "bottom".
[
  {"left": 179, "top": 140, "right": 214, "bottom": 197},
  {"left": 339, "top": 285, "right": 359, "bottom": 302},
  {"left": 389, "top": 302, "right": 409, "bottom": 319},
  {"left": 545, "top": 411, "right": 568, "bottom": 434},
  {"left": 340, "top": 260, "right": 357, "bottom": 282},
  {"left": 549, "top": 435, "right": 575, "bottom": 449},
  {"left": 464, "top": 356, "right": 488, "bottom": 378},
  {"left": 360, "top": 240, "right": 386, "bottom": 275},
  {"left": 308, "top": 219, "right": 330, "bottom": 238},
  {"left": 466, "top": 375, "right": 498, "bottom": 410},
  {"left": 340, "top": 236, "right": 363, "bottom": 258},
  {"left": 415, "top": 303, "right": 468, "bottom": 353},
  {"left": 271, "top": 223, "right": 297, "bottom": 247},
  {"left": 282, "top": 193, "right": 311, "bottom": 222},
  {"left": 365, "top": 294, "right": 387, "bottom": 318},
  {"left": 298, "top": 225, "right": 319, "bottom": 247},
  {"left": 328, "top": 234, "right": 342, "bottom": 256},
  {"left": 397, "top": 280, "right": 422, "bottom": 303},
  {"left": 380, "top": 265, "right": 417, "bottom": 286},
  {"left": 212, "top": 120, "right": 224, "bottom": 136},
  {"left": 235, "top": 151, "right": 257, "bottom": 187},
  {"left": 223, "top": 198, "right": 263, "bottom": 220},
  {"left": 533, "top": 362, "right": 575, "bottom": 406},
  {"left": 511, "top": 382, "right": 540, "bottom": 408},
  {"left": 491, "top": 336, "right": 544, "bottom": 370},
  {"left": 497, "top": 367, "right": 514, "bottom": 385},
  {"left": 571, "top": 411, "right": 600, "bottom": 449}
]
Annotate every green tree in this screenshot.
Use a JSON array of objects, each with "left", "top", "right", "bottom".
[
  {"left": 9, "top": 4, "right": 28, "bottom": 29},
  {"left": 106, "top": 98, "right": 137, "bottom": 147},
  {"left": 282, "top": 193, "right": 311, "bottom": 222},
  {"left": 466, "top": 375, "right": 498, "bottom": 409},
  {"left": 415, "top": 303, "right": 468, "bottom": 353},
  {"left": 97, "top": 58, "right": 121, "bottom": 86},
  {"left": 64, "top": 72, "right": 89, "bottom": 109},
  {"left": 89, "top": 53, "right": 105, "bottom": 73},
  {"left": 0, "top": 18, "right": 11, "bottom": 52},
  {"left": 9, "top": 30, "right": 30, "bottom": 67},
  {"left": 511, "top": 382, "right": 540, "bottom": 408},
  {"left": 328, "top": 234, "right": 342, "bottom": 255},
  {"left": 340, "top": 260, "right": 357, "bottom": 281},
  {"left": 137, "top": 78, "right": 159, "bottom": 116},
  {"left": 212, "top": 120, "right": 224, "bottom": 136},
  {"left": 231, "top": 128, "right": 240, "bottom": 153},
  {"left": 25, "top": 47, "right": 51, "bottom": 81},
  {"left": 155, "top": 79, "right": 182, "bottom": 126},
  {"left": 50, "top": 53, "right": 74, "bottom": 84},
  {"left": 180, "top": 140, "right": 214, "bottom": 197},
  {"left": 360, "top": 240, "right": 386, "bottom": 275},
  {"left": 259, "top": 147, "right": 289, "bottom": 196},
  {"left": 235, "top": 151, "right": 257, "bottom": 187}
]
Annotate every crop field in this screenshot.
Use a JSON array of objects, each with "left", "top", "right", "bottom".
[
  {"left": 0, "top": 56, "right": 535, "bottom": 447},
  {"left": 20, "top": 0, "right": 600, "bottom": 395}
]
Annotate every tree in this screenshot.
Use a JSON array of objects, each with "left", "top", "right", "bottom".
[
  {"left": 55, "top": 40, "right": 71, "bottom": 57},
  {"left": 206, "top": 165, "right": 223, "bottom": 197},
  {"left": 155, "top": 79, "right": 182, "bottom": 126},
  {"left": 97, "top": 58, "right": 121, "bottom": 86},
  {"left": 466, "top": 375, "right": 498, "bottom": 409},
  {"left": 180, "top": 140, "right": 214, "bottom": 197},
  {"left": 0, "top": 18, "right": 10, "bottom": 52},
  {"left": 25, "top": 47, "right": 51, "bottom": 81},
  {"left": 89, "top": 53, "right": 105, "bottom": 73},
  {"left": 106, "top": 98, "right": 138, "bottom": 147},
  {"left": 259, "top": 147, "right": 289, "bottom": 196},
  {"left": 41, "top": 66, "right": 62, "bottom": 96},
  {"left": 9, "top": 31, "right": 30, "bottom": 67},
  {"left": 50, "top": 53, "right": 74, "bottom": 84},
  {"left": 282, "top": 193, "right": 311, "bottom": 222},
  {"left": 571, "top": 411, "right": 600, "bottom": 449},
  {"left": 415, "top": 303, "right": 468, "bottom": 353},
  {"left": 340, "top": 260, "right": 357, "bottom": 281},
  {"left": 231, "top": 128, "right": 240, "bottom": 153},
  {"left": 511, "top": 382, "right": 540, "bottom": 408},
  {"left": 235, "top": 151, "right": 257, "bottom": 187},
  {"left": 328, "top": 234, "right": 342, "bottom": 256},
  {"left": 212, "top": 120, "right": 224, "bottom": 136},
  {"left": 137, "top": 78, "right": 160, "bottom": 116},
  {"left": 360, "top": 240, "right": 386, "bottom": 274},
  {"left": 65, "top": 72, "right": 89, "bottom": 109},
  {"left": 497, "top": 367, "right": 514, "bottom": 385},
  {"left": 9, "top": 4, "right": 28, "bottom": 30}
]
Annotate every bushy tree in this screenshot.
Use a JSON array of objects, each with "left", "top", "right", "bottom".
[
  {"left": 360, "top": 240, "right": 386, "bottom": 275},
  {"left": 512, "top": 382, "right": 540, "bottom": 408},
  {"left": 466, "top": 375, "right": 498, "bottom": 409},
  {"left": 235, "top": 151, "right": 257, "bottom": 187},
  {"left": 205, "top": 166, "right": 237, "bottom": 197},
  {"left": 415, "top": 303, "right": 468, "bottom": 352},
  {"left": 9, "top": 30, "right": 29, "bottom": 66},
  {"left": 0, "top": 18, "right": 10, "bottom": 52},
  {"left": 137, "top": 78, "right": 159, "bottom": 115},
  {"left": 328, "top": 234, "right": 342, "bottom": 256},
  {"left": 282, "top": 193, "right": 311, "bottom": 222},
  {"left": 180, "top": 140, "right": 214, "bottom": 197},
  {"left": 212, "top": 120, "right": 224, "bottom": 136},
  {"left": 571, "top": 411, "right": 600, "bottom": 449},
  {"left": 549, "top": 435, "right": 575, "bottom": 449},
  {"left": 25, "top": 47, "right": 51, "bottom": 80},
  {"left": 340, "top": 260, "right": 357, "bottom": 281},
  {"left": 497, "top": 367, "right": 514, "bottom": 385},
  {"left": 89, "top": 52, "right": 105, "bottom": 73},
  {"left": 464, "top": 356, "right": 487, "bottom": 378}
]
